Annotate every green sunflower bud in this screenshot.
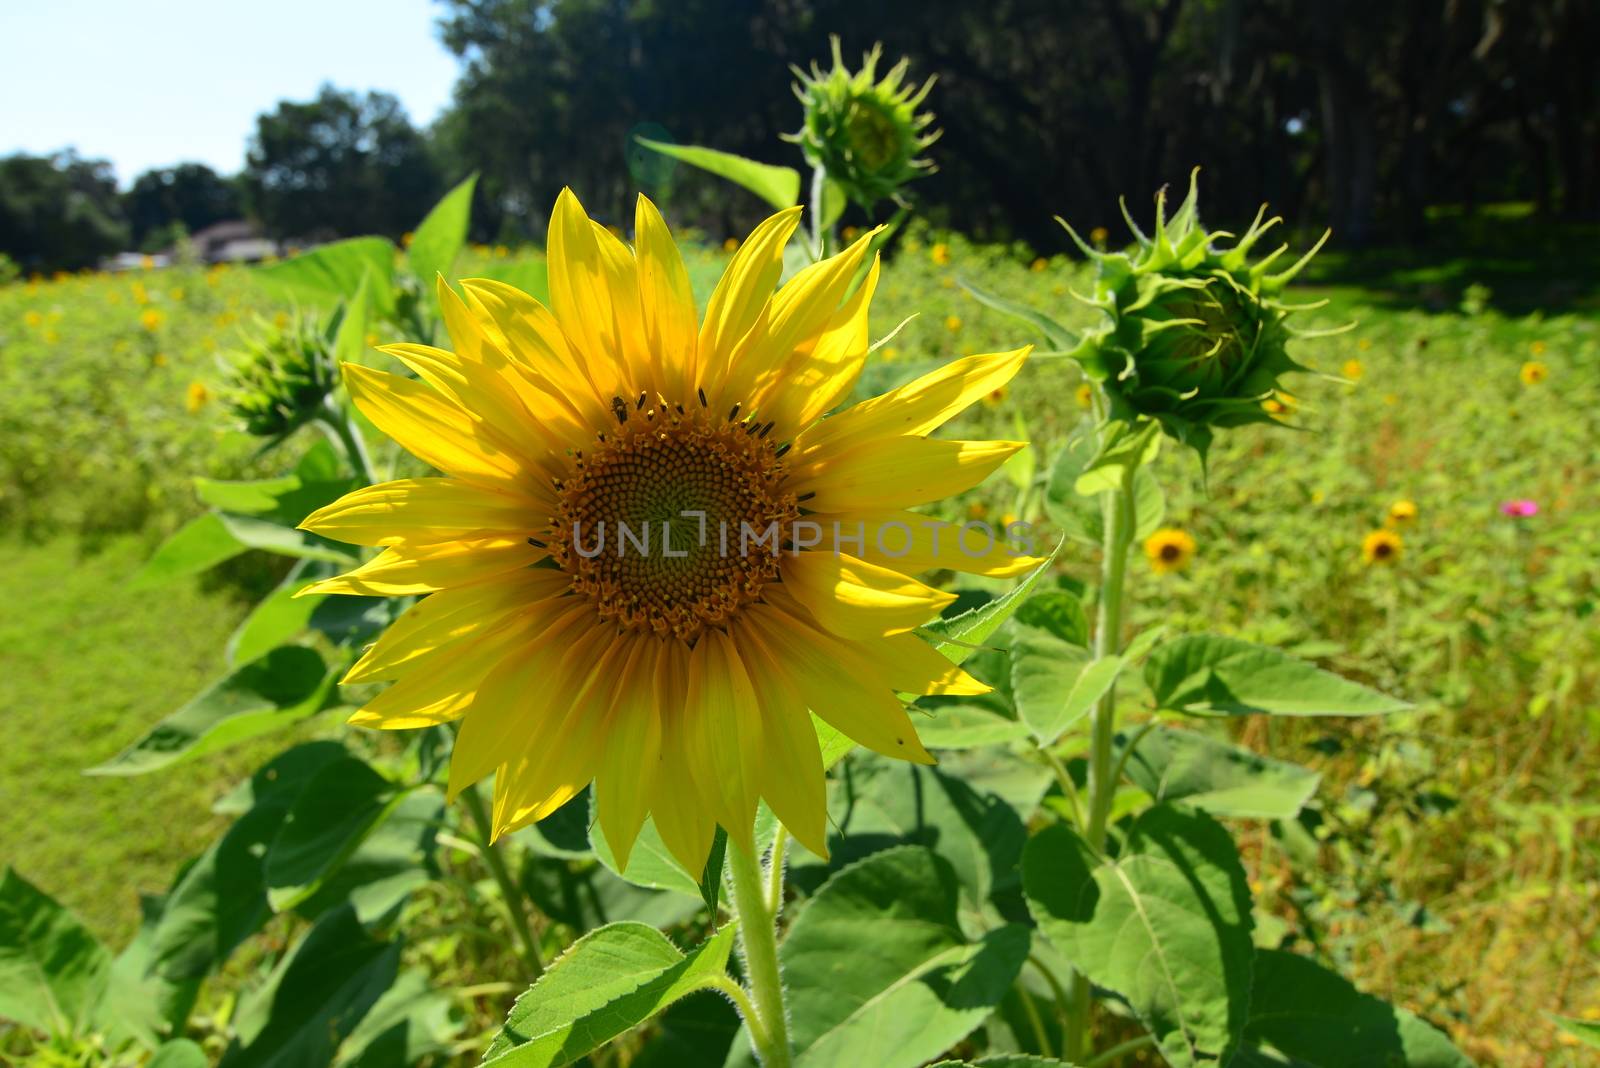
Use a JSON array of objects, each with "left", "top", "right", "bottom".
[
  {"left": 787, "top": 37, "right": 939, "bottom": 209},
  {"left": 1066, "top": 170, "right": 1335, "bottom": 459},
  {"left": 221, "top": 310, "right": 339, "bottom": 440}
]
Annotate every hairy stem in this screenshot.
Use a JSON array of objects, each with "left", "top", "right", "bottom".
[
  {"left": 727, "top": 824, "right": 792, "bottom": 1067},
  {"left": 461, "top": 784, "right": 544, "bottom": 980}
]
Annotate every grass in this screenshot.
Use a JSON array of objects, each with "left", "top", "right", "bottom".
[{"left": 2, "top": 214, "right": 1598, "bottom": 1063}]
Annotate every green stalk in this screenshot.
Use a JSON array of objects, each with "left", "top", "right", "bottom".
[
  {"left": 318, "top": 398, "right": 377, "bottom": 485},
  {"left": 461, "top": 784, "right": 545, "bottom": 980},
  {"left": 1064, "top": 451, "right": 1140, "bottom": 1061},
  {"left": 727, "top": 824, "right": 793, "bottom": 1067},
  {"left": 807, "top": 163, "right": 829, "bottom": 262}
]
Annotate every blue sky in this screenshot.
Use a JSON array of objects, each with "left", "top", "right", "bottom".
[{"left": 0, "top": 0, "right": 460, "bottom": 187}]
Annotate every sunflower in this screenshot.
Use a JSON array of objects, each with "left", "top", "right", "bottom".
[
  {"left": 1144, "top": 528, "right": 1196, "bottom": 574},
  {"left": 1341, "top": 358, "right": 1365, "bottom": 382},
  {"left": 299, "top": 190, "right": 1034, "bottom": 873},
  {"left": 1361, "top": 528, "right": 1402, "bottom": 565},
  {"left": 1520, "top": 360, "right": 1548, "bottom": 386},
  {"left": 1386, "top": 499, "right": 1418, "bottom": 526}
]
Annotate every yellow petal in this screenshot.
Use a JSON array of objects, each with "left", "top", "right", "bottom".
[
  {"left": 347, "top": 610, "right": 543, "bottom": 730},
  {"left": 782, "top": 551, "right": 955, "bottom": 639},
  {"left": 786, "top": 437, "right": 1026, "bottom": 513},
  {"left": 648, "top": 641, "right": 719, "bottom": 874},
  {"left": 745, "top": 597, "right": 933, "bottom": 765},
  {"left": 730, "top": 622, "right": 828, "bottom": 858},
  {"left": 864, "top": 631, "right": 990, "bottom": 697},
  {"left": 299, "top": 478, "right": 547, "bottom": 547},
  {"left": 342, "top": 568, "right": 569, "bottom": 683},
  {"left": 682, "top": 629, "right": 762, "bottom": 835},
  {"left": 546, "top": 188, "right": 630, "bottom": 397},
  {"left": 455, "top": 278, "right": 607, "bottom": 428},
  {"left": 633, "top": 195, "right": 698, "bottom": 401},
  {"left": 593, "top": 638, "right": 665, "bottom": 871},
  {"left": 301, "top": 535, "right": 551, "bottom": 600},
  {"left": 809, "top": 509, "right": 1043, "bottom": 577},
  {"left": 697, "top": 207, "right": 803, "bottom": 400},
  {"left": 766, "top": 255, "right": 881, "bottom": 433},
  {"left": 342, "top": 364, "right": 538, "bottom": 485},
  {"left": 792, "top": 346, "right": 1031, "bottom": 463}
]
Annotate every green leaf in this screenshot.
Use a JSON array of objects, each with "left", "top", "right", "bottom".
[
  {"left": 747, "top": 846, "right": 1028, "bottom": 1068},
  {"left": 631, "top": 993, "right": 740, "bottom": 1068},
  {"left": 914, "top": 703, "right": 1030, "bottom": 749},
  {"left": 589, "top": 811, "right": 702, "bottom": 900},
  {"left": 407, "top": 173, "right": 478, "bottom": 287},
  {"left": 193, "top": 466, "right": 357, "bottom": 525},
  {"left": 218, "top": 512, "right": 358, "bottom": 564},
  {"left": 1145, "top": 635, "right": 1411, "bottom": 717},
  {"left": 0, "top": 868, "right": 112, "bottom": 1036},
  {"left": 86, "top": 646, "right": 334, "bottom": 776},
  {"left": 698, "top": 828, "right": 728, "bottom": 917},
  {"left": 1074, "top": 419, "right": 1162, "bottom": 496},
  {"left": 226, "top": 560, "right": 328, "bottom": 666},
  {"left": 929, "top": 1058, "right": 1084, "bottom": 1067},
  {"left": 132, "top": 512, "right": 248, "bottom": 587},
  {"left": 482, "top": 923, "right": 737, "bottom": 1068},
  {"left": 149, "top": 1040, "right": 209, "bottom": 1068},
  {"left": 635, "top": 138, "right": 800, "bottom": 211},
  {"left": 958, "top": 275, "right": 1078, "bottom": 351},
  {"left": 294, "top": 790, "right": 440, "bottom": 925},
  {"left": 220, "top": 904, "right": 400, "bottom": 1068},
  {"left": 923, "top": 549, "right": 1059, "bottom": 665},
  {"left": 334, "top": 970, "right": 459, "bottom": 1068},
  {"left": 1013, "top": 591, "right": 1089, "bottom": 646},
  {"left": 332, "top": 276, "right": 371, "bottom": 367},
  {"left": 1548, "top": 1013, "right": 1600, "bottom": 1051},
  {"left": 1045, "top": 435, "right": 1167, "bottom": 546},
  {"left": 256, "top": 236, "right": 396, "bottom": 317},
  {"left": 1243, "top": 949, "right": 1473, "bottom": 1066},
  {"left": 1024, "top": 806, "right": 1254, "bottom": 1066},
  {"left": 263, "top": 756, "right": 415, "bottom": 913},
  {"left": 820, "top": 177, "right": 849, "bottom": 228},
  {"left": 1118, "top": 726, "right": 1322, "bottom": 820},
  {"left": 1012, "top": 641, "right": 1121, "bottom": 747},
  {"left": 522, "top": 856, "right": 701, "bottom": 933},
  {"left": 104, "top": 893, "right": 202, "bottom": 1048}
]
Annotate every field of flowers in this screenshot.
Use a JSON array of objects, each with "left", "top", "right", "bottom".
[{"left": 2, "top": 206, "right": 1597, "bottom": 1068}]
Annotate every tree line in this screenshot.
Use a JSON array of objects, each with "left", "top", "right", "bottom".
[{"left": 3, "top": 0, "right": 1593, "bottom": 272}]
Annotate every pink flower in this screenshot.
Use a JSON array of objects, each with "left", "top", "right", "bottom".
[{"left": 1499, "top": 499, "right": 1539, "bottom": 517}]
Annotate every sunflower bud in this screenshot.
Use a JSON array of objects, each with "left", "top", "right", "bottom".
[
  {"left": 221, "top": 311, "right": 338, "bottom": 440},
  {"left": 1066, "top": 171, "right": 1332, "bottom": 458},
  {"left": 787, "top": 37, "right": 939, "bottom": 209}
]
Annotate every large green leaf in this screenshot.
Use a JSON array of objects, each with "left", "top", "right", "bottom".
[
  {"left": 1023, "top": 806, "right": 1254, "bottom": 1066},
  {"left": 734, "top": 847, "right": 1029, "bottom": 1068},
  {"left": 1548, "top": 1013, "right": 1600, "bottom": 1051},
  {"left": 220, "top": 905, "right": 400, "bottom": 1068},
  {"left": 149, "top": 1041, "right": 209, "bottom": 1068},
  {"left": 482, "top": 922, "right": 737, "bottom": 1068},
  {"left": 1243, "top": 949, "right": 1473, "bottom": 1066},
  {"left": 930, "top": 1059, "right": 1083, "bottom": 1067},
  {"left": 293, "top": 790, "right": 440, "bottom": 925},
  {"left": 915, "top": 702, "right": 1030, "bottom": 749},
  {"left": 226, "top": 560, "right": 330, "bottom": 666},
  {"left": 636, "top": 138, "right": 800, "bottom": 211},
  {"left": 1145, "top": 635, "right": 1411, "bottom": 717},
  {"left": 1074, "top": 419, "right": 1163, "bottom": 496},
  {"left": 334, "top": 969, "right": 459, "bottom": 1068},
  {"left": 132, "top": 511, "right": 355, "bottom": 587},
  {"left": 923, "top": 550, "right": 1059, "bottom": 665},
  {"left": 256, "top": 236, "right": 396, "bottom": 316},
  {"left": 1010, "top": 636, "right": 1118, "bottom": 747},
  {"left": 1044, "top": 434, "right": 1165, "bottom": 545},
  {"left": 1118, "top": 726, "right": 1322, "bottom": 821},
  {"left": 589, "top": 809, "right": 702, "bottom": 900},
  {"left": 86, "top": 646, "right": 334, "bottom": 776},
  {"left": 521, "top": 856, "right": 702, "bottom": 933},
  {"left": 0, "top": 868, "right": 112, "bottom": 1036},
  {"left": 407, "top": 173, "right": 478, "bottom": 287},
  {"left": 104, "top": 893, "right": 202, "bottom": 1048},
  {"left": 263, "top": 756, "right": 415, "bottom": 913}
]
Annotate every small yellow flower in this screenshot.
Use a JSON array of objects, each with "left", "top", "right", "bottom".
[
  {"left": 1382, "top": 393, "right": 1399, "bottom": 406},
  {"left": 1310, "top": 489, "right": 1326, "bottom": 505},
  {"left": 722, "top": 237, "right": 740, "bottom": 253},
  {"left": 494, "top": 244, "right": 511, "bottom": 258},
  {"left": 273, "top": 311, "right": 290, "bottom": 330},
  {"left": 1520, "top": 360, "right": 1548, "bottom": 386},
  {"left": 1261, "top": 390, "right": 1296, "bottom": 415},
  {"left": 1357, "top": 337, "right": 1372, "bottom": 351},
  {"left": 23, "top": 310, "right": 43, "bottom": 329},
  {"left": 185, "top": 380, "right": 211, "bottom": 413},
  {"left": 1089, "top": 226, "right": 1110, "bottom": 246},
  {"left": 152, "top": 352, "right": 169, "bottom": 368},
  {"left": 1361, "top": 529, "right": 1403, "bottom": 565},
  {"left": 1145, "top": 528, "right": 1196, "bottom": 574},
  {"left": 140, "top": 254, "right": 155, "bottom": 270},
  {"left": 402, "top": 231, "right": 415, "bottom": 248},
  {"left": 966, "top": 500, "right": 990, "bottom": 522},
  {"left": 881, "top": 346, "right": 900, "bottom": 363},
  {"left": 132, "top": 282, "right": 149, "bottom": 305},
  {"left": 983, "top": 385, "right": 1008, "bottom": 408},
  {"left": 931, "top": 242, "right": 951, "bottom": 266},
  {"left": 1387, "top": 499, "right": 1418, "bottom": 526},
  {"left": 1030, "top": 257, "right": 1047, "bottom": 273},
  {"left": 365, "top": 332, "right": 380, "bottom": 349},
  {"left": 841, "top": 225, "right": 860, "bottom": 241},
  {"left": 1074, "top": 383, "right": 1094, "bottom": 410},
  {"left": 1529, "top": 339, "right": 1545, "bottom": 356},
  {"left": 43, "top": 329, "right": 59, "bottom": 345},
  {"left": 1342, "top": 358, "right": 1365, "bottom": 381},
  {"left": 140, "top": 308, "right": 165, "bottom": 332},
  {"left": 939, "top": 275, "right": 955, "bottom": 289},
  {"left": 1000, "top": 512, "right": 1018, "bottom": 528},
  {"left": 168, "top": 287, "right": 185, "bottom": 302},
  {"left": 944, "top": 315, "right": 962, "bottom": 333}
]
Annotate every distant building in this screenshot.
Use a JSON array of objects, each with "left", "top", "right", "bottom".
[{"left": 187, "top": 220, "right": 279, "bottom": 264}]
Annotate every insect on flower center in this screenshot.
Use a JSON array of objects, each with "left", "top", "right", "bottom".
[{"left": 550, "top": 395, "right": 798, "bottom": 641}]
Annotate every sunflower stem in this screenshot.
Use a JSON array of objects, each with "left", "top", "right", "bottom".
[
  {"left": 1065, "top": 445, "right": 1140, "bottom": 1061},
  {"left": 807, "top": 163, "right": 829, "bottom": 262},
  {"left": 461, "top": 784, "right": 545, "bottom": 980},
  {"left": 727, "top": 823, "right": 793, "bottom": 1067},
  {"left": 318, "top": 398, "right": 377, "bottom": 486}
]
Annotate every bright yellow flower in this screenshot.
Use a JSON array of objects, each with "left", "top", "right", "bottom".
[
  {"left": 1074, "top": 383, "right": 1094, "bottom": 410},
  {"left": 1144, "top": 528, "right": 1196, "bottom": 574},
  {"left": 185, "top": 380, "right": 210, "bottom": 413},
  {"left": 1361, "top": 528, "right": 1402, "bottom": 565},
  {"left": 723, "top": 236, "right": 740, "bottom": 253},
  {"left": 1387, "top": 499, "right": 1418, "bottom": 526},
  {"left": 881, "top": 346, "right": 900, "bottom": 362},
  {"left": 945, "top": 314, "right": 963, "bottom": 332},
  {"left": 1520, "top": 360, "right": 1548, "bottom": 385},
  {"left": 140, "top": 309, "right": 165, "bottom": 332},
  {"left": 1089, "top": 226, "right": 1109, "bottom": 246},
  {"left": 1030, "top": 257, "right": 1047, "bottom": 273},
  {"left": 983, "top": 385, "right": 1007, "bottom": 407},
  {"left": 1529, "top": 340, "right": 1545, "bottom": 356},
  {"left": 140, "top": 254, "right": 155, "bottom": 270},
  {"left": 1342, "top": 358, "right": 1364, "bottom": 381},
  {"left": 1261, "top": 390, "right": 1296, "bottom": 415},
  {"left": 297, "top": 191, "right": 1034, "bottom": 872},
  {"left": 494, "top": 244, "right": 511, "bottom": 258},
  {"left": 841, "top": 225, "right": 859, "bottom": 241},
  {"left": 931, "top": 242, "right": 951, "bottom": 266}
]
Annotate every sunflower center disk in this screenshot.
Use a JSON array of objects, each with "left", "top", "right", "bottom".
[{"left": 552, "top": 401, "right": 798, "bottom": 640}]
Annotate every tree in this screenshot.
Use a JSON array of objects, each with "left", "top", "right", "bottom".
[
  {"left": 0, "top": 152, "right": 127, "bottom": 272},
  {"left": 123, "top": 163, "right": 242, "bottom": 248},
  {"left": 243, "top": 85, "right": 442, "bottom": 240}
]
